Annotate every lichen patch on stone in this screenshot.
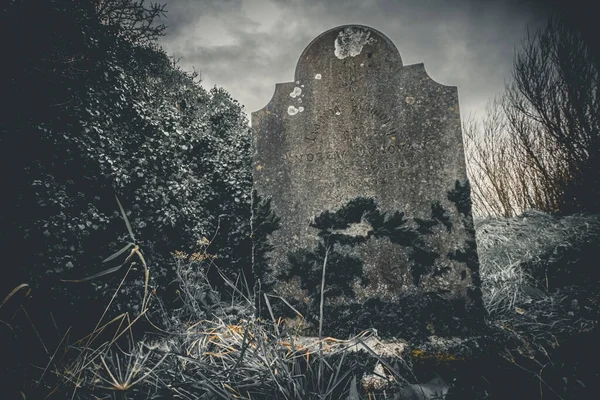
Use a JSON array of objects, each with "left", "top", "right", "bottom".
[
  {"left": 287, "top": 105, "right": 299, "bottom": 115},
  {"left": 315, "top": 73, "right": 322, "bottom": 80},
  {"left": 334, "top": 27, "right": 377, "bottom": 59},
  {"left": 290, "top": 87, "right": 302, "bottom": 98}
]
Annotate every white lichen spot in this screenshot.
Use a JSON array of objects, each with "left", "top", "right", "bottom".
[
  {"left": 299, "top": 106, "right": 304, "bottom": 112},
  {"left": 405, "top": 96, "right": 416, "bottom": 105},
  {"left": 315, "top": 73, "right": 322, "bottom": 80},
  {"left": 287, "top": 105, "right": 299, "bottom": 115},
  {"left": 334, "top": 27, "right": 377, "bottom": 59},
  {"left": 335, "top": 111, "right": 341, "bottom": 116},
  {"left": 360, "top": 63, "right": 365, "bottom": 67},
  {"left": 290, "top": 87, "right": 302, "bottom": 98},
  {"left": 296, "top": 81, "right": 300, "bottom": 84},
  {"left": 301, "top": 84, "right": 305, "bottom": 88}
]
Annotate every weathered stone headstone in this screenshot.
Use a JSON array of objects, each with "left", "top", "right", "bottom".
[{"left": 252, "top": 25, "right": 485, "bottom": 339}]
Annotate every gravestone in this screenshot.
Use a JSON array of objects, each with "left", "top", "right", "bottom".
[{"left": 252, "top": 25, "right": 485, "bottom": 339}]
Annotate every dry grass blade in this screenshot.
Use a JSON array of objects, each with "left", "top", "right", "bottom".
[
  {"left": 66, "top": 263, "right": 138, "bottom": 391},
  {"left": 1, "top": 283, "right": 30, "bottom": 310},
  {"left": 193, "top": 368, "right": 235, "bottom": 399},
  {"left": 60, "top": 244, "right": 140, "bottom": 283},
  {"left": 324, "top": 350, "right": 349, "bottom": 397},
  {"left": 75, "top": 313, "right": 128, "bottom": 349},
  {"left": 132, "top": 246, "right": 150, "bottom": 311},
  {"left": 60, "top": 259, "right": 131, "bottom": 283},
  {"left": 226, "top": 326, "right": 251, "bottom": 378},
  {"left": 21, "top": 306, "right": 49, "bottom": 355},
  {"left": 348, "top": 376, "right": 360, "bottom": 400},
  {"left": 263, "top": 293, "right": 280, "bottom": 337},
  {"left": 318, "top": 246, "right": 330, "bottom": 392},
  {"left": 218, "top": 268, "right": 252, "bottom": 306},
  {"left": 115, "top": 195, "right": 135, "bottom": 242},
  {"left": 102, "top": 243, "right": 135, "bottom": 263},
  {"left": 126, "top": 351, "right": 169, "bottom": 389},
  {"left": 264, "top": 294, "right": 304, "bottom": 320},
  {"left": 37, "top": 327, "right": 71, "bottom": 386}
]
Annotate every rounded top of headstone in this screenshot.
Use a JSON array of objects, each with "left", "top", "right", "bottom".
[{"left": 294, "top": 25, "right": 403, "bottom": 81}]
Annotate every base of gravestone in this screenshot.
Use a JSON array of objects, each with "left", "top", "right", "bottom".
[
  {"left": 285, "top": 323, "right": 511, "bottom": 398},
  {"left": 269, "top": 287, "right": 486, "bottom": 341},
  {"left": 321, "top": 296, "right": 485, "bottom": 340}
]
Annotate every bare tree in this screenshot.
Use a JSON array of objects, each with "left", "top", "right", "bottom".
[
  {"left": 464, "top": 103, "right": 512, "bottom": 217},
  {"left": 465, "top": 17, "right": 600, "bottom": 218}
]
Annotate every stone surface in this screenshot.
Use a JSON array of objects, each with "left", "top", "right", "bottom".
[{"left": 252, "top": 25, "right": 485, "bottom": 338}]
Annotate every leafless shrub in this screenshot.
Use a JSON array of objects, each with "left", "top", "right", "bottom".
[{"left": 465, "top": 17, "right": 600, "bottom": 217}]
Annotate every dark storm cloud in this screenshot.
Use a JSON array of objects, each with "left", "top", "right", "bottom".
[{"left": 158, "top": 0, "right": 550, "bottom": 122}]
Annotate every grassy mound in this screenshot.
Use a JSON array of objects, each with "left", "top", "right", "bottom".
[
  {"left": 476, "top": 210, "right": 599, "bottom": 337},
  {"left": 475, "top": 210, "right": 600, "bottom": 399}
]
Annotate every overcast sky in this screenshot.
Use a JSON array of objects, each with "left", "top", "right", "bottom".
[{"left": 158, "top": 0, "right": 551, "bottom": 124}]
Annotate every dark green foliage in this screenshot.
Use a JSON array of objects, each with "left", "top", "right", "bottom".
[
  {"left": 448, "top": 180, "right": 473, "bottom": 217},
  {"left": 410, "top": 197, "right": 476, "bottom": 285},
  {"left": 414, "top": 217, "right": 438, "bottom": 234},
  {"left": 432, "top": 201, "right": 453, "bottom": 232},
  {"left": 284, "top": 197, "right": 418, "bottom": 309},
  {"left": 447, "top": 248, "right": 470, "bottom": 264},
  {"left": 1, "top": 3, "right": 253, "bottom": 396},
  {"left": 0, "top": 0, "right": 252, "bottom": 325},
  {"left": 269, "top": 187, "right": 488, "bottom": 334},
  {"left": 409, "top": 246, "right": 440, "bottom": 286},
  {"left": 313, "top": 198, "right": 376, "bottom": 231},
  {"left": 283, "top": 242, "right": 366, "bottom": 299},
  {"left": 415, "top": 202, "right": 452, "bottom": 234},
  {"left": 312, "top": 197, "right": 417, "bottom": 246},
  {"left": 251, "top": 190, "right": 281, "bottom": 290},
  {"left": 312, "top": 197, "right": 375, "bottom": 246},
  {"left": 371, "top": 210, "right": 417, "bottom": 245},
  {"left": 277, "top": 197, "right": 461, "bottom": 319},
  {"left": 447, "top": 180, "right": 484, "bottom": 310}
]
